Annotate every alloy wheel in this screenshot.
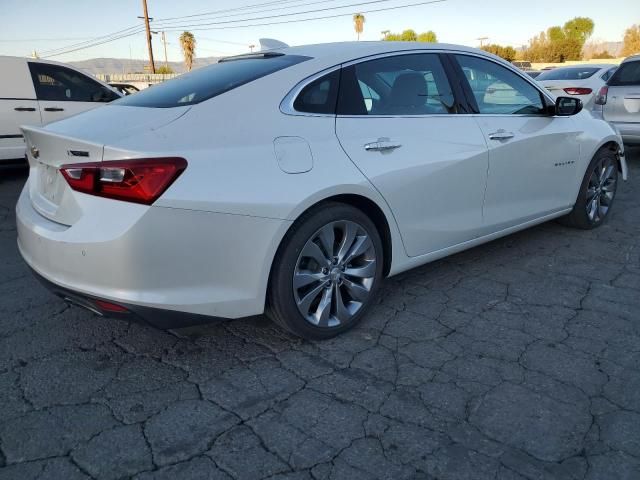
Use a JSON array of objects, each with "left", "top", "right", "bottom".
[
  {"left": 293, "top": 220, "right": 377, "bottom": 328},
  {"left": 585, "top": 157, "right": 617, "bottom": 223}
]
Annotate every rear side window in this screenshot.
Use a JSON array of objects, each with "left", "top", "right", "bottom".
[
  {"left": 28, "top": 62, "right": 119, "bottom": 102},
  {"left": 337, "top": 53, "right": 456, "bottom": 115},
  {"left": 608, "top": 61, "right": 640, "bottom": 86},
  {"left": 115, "top": 54, "right": 310, "bottom": 108},
  {"left": 536, "top": 67, "right": 600, "bottom": 81},
  {"left": 601, "top": 67, "right": 617, "bottom": 82},
  {"left": 293, "top": 70, "right": 340, "bottom": 114}
]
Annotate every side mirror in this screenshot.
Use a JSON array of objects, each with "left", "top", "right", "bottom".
[{"left": 555, "top": 96, "right": 583, "bottom": 116}]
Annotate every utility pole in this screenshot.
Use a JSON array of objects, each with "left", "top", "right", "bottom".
[
  {"left": 477, "top": 36, "right": 489, "bottom": 48},
  {"left": 161, "top": 31, "right": 169, "bottom": 68},
  {"left": 140, "top": 0, "right": 156, "bottom": 73}
]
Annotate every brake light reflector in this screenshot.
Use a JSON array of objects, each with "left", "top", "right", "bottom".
[
  {"left": 563, "top": 87, "right": 592, "bottom": 96},
  {"left": 94, "top": 299, "right": 129, "bottom": 313},
  {"left": 595, "top": 86, "right": 608, "bottom": 105},
  {"left": 60, "top": 158, "right": 187, "bottom": 205}
]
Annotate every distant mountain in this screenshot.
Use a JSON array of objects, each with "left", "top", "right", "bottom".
[{"left": 67, "top": 56, "right": 220, "bottom": 75}]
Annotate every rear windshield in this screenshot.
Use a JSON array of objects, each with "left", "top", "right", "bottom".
[
  {"left": 608, "top": 61, "right": 640, "bottom": 86},
  {"left": 114, "top": 54, "right": 310, "bottom": 108},
  {"left": 536, "top": 67, "right": 600, "bottom": 81}
]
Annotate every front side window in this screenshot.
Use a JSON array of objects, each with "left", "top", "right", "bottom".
[
  {"left": 28, "top": 62, "right": 119, "bottom": 102},
  {"left": 455, "top": 55, "right": 545, "bottom": 115},
  {"left": 337, "top": 53, "right": 456, "bottom": 116},
  {"left": 116, "top": 54, "right": 310, "bottom": 108},
  {"left": 609, "top": 61, "right": 640, "bottom": 86}
]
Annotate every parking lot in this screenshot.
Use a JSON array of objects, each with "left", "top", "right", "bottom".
[{"left": 0, "top": 148, "right": 638, "bottom": 479}]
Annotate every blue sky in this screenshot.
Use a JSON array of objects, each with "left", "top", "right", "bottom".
[{"left": 0, "top": 0, "right": 637, "bottom": 61}]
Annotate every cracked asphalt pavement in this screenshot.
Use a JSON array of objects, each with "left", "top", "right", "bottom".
[{"left": 0, "top": 148, "right": 639, "bottom": 479}]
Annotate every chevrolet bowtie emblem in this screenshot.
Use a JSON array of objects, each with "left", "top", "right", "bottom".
[{"left": 30, "top": 146, "right": 40, "bottom": 159}]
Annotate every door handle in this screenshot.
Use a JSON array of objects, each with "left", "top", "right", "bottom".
[
  {"left": 14, "top": 107, "right": 36, "bottom": 112},
  {"left": 488, "top": 130, "right": 515, "bottom": 141},
  {"left": 364, "top": 141, "right": 402, "bottom": 152},
  {"left": 44, "top": 107, "right": 64, "bottom": 112}
]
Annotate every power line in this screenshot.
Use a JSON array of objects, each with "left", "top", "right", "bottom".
[
  {"left": 39, "top": 0, "right": 328, "bottom": 55},
  {"left": 151, "top": 0, "right": 342, "bottom": 28},
  {"left": 162, "top": 0, "right": 447, "bottom": 32},
  {"left": 40, "top": 30, "right": 145, "bottom": 58},
  {"left": 39, "top": 0, "right": 446, "bottom": 58},
  {"left": 152, "top": 0, "right": 334, "bottom": 22},
  {"left": 39, "top": 25, "right": 143, "bottom": 56},
  {"left": 152, "top": 0, "right": 407, "bottom": 30}
]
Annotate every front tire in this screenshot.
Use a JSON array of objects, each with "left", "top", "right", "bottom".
[
  {"left": 267, "top": 202, "right": 384, "bottom": 340},
  {"left": 560, "top": 149, "right": 618, "bottom": 229}
]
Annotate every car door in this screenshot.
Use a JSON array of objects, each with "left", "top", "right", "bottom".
[
  {"left": 0, "top": 57, "right": 42, "bottom": 161},
  {"left": 335, "top": 52, "right": 489, "bottom": 257},
  {"left": 451, "top": 54, "right": 582, "bottom": 233},
  {"left": 27, "top": 61, "right": 120, "bottom": 124},
  {"left": 604, "top": 60, "right": 640, "bottom": 130}
]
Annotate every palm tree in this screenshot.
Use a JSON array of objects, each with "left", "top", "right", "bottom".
[
  {"left": 179, "top": 31, "right": 196, "bottom": 71},
  {"left": 353, "top": 14, "right": 365, "bottom": 41}
]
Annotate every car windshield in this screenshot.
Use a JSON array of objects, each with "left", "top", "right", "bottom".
[
  {"left": 537, "top": 67, "right": 601, "bottom": 81},
  {"left": 114, "top": 54, "right": 310, "bottom": 108}
]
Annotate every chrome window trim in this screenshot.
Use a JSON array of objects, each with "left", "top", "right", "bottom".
[{"left": 279, "top": 48, "right": 556, "bottom": 118}]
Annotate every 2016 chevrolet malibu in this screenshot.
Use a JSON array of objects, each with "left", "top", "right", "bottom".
[{"left": 16, "top": 42, "right": 627, "bottom": 339}]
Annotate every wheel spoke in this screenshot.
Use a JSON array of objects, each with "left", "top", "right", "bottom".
[
  {"left": 301, "top": 241, "right": 330, "bottom": 267},
  {"left": 342, "top": 278, "right": 369, "bottom": 302},
  {"left": 313, "top": 287, "right": 333, "bottom": 327},
  {"left": 586, "top": 187, "right": 598, "bottom": 201},
  {"left": 336, "top": 222, "right": 358, "bottom": 263},
  {"left": 294, "top": 271, "right": 327, "bottom": 289},
  {"left": 317, "top": 223, "right": 335, "bottom": 259},
  {"left": 343, "top": 235, "right": 372, "bottom": 265},
  {"left": 587, "top": 197, "right": 598, "bottom": 221},
  {"left": 297, "top": 281, "right": 327, "bottom": 315},
  {"left": 600, "top": 162, "right": 614, "bottom": 184},
  {"left": 344, "top": 261, "right": 376, "bottom": 279},
  {"left": 334, "top": 283, "right": 350, "bottom": 322}
]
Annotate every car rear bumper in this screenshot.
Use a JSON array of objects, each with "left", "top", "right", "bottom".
[{"left": 16, "top": 182, "right": 290, "bottom": 325}]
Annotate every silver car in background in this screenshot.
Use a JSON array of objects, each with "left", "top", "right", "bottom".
[
  {"left": 537, "top": 64, "right": 617, "bottom": 109},
  {"left": 594, "top": 55, "right": 640, "bottom": 145}
]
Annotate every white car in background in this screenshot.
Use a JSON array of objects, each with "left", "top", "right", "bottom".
[
  {"left": 0, "top": 56, "right": 121, "bottom": 164},
  {"left": 537, "top": 64, "right": 617, "bottom": 109},
  {"left": 16, "top": 42, "right": 627, "bottom": 339}
]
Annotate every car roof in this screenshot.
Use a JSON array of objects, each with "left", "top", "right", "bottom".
[
  {"left": 622, "top": 54, "right": 640, "bottom": 63},
  {"left": 264, "top": 41, "right": 504, "bottom": 68}
]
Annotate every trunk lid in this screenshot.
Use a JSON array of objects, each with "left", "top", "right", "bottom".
[
  {"left": 21, "top": 105, "right": 189, "bottom": 225},
  {"left": 539, "top": 79, "right": 589, "bottom": 97}
]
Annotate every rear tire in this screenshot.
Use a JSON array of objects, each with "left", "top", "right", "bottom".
[
  {"left": 267, "top": 202, "right": 384, "bottom": 340},
  {"left": 559, "top": 148, "right": 618, "bottom": 229}
]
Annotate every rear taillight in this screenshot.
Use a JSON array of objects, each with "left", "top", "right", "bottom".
[
  {"left": 60, "top": 157, "right": 187, "bottom": 205},
  {"left": 595, "top": 86, "right": 608, "bottom": 105},
  {"left": 563, "top": 87, "right": 592, "bottom": 96}
]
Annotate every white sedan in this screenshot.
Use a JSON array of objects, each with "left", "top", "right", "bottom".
[
  {"left": 537, "top": 64, "right": 617, "bottom": 109},
  {"left": 16, "top": 42, "right": 627, "bottom": 339}
]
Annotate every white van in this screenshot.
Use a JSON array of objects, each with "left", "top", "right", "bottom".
[{"left": 0, "top": 56, "right": 121, "bottom": 163}]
